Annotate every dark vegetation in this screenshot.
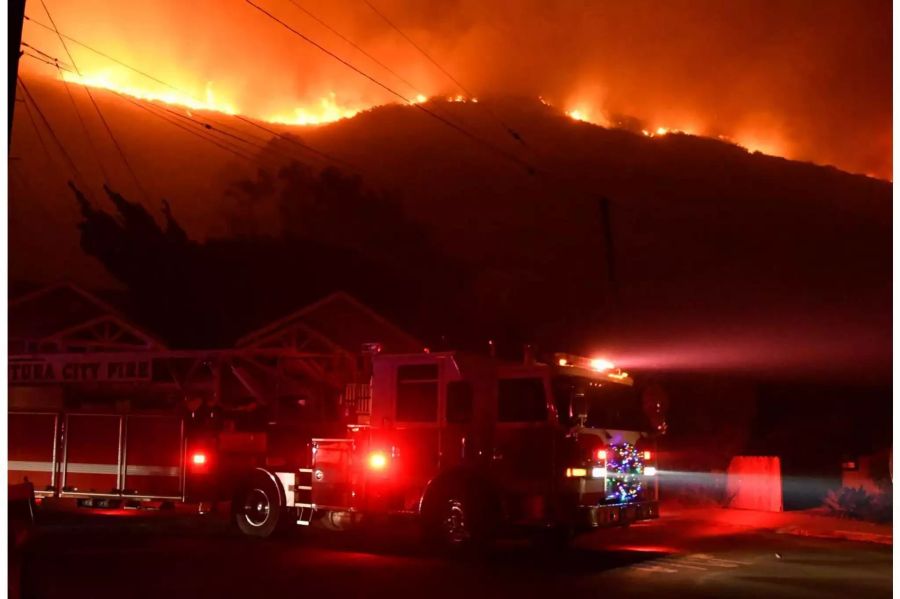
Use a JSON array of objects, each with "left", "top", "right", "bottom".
[
  {"left": 824, "top": 486, "right": 892, "bottom": 523},
  {"left": 70, "top": 165, "right": 467, "bottom": 348}
]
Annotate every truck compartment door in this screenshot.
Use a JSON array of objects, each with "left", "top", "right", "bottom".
[
  {"left": 311, "top": 438, "right": 355, "bottom": 510},
  {"left": 9, "top": 413, "right": 58, "bottom": 494},
  {"left": 62, "top": 414, "right": 122, "bottom": 495},
  {"left": 123, "top": 416, "right": 183, "bottom": 498}
]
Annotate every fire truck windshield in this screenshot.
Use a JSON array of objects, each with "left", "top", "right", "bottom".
[{"left": 552, "top": 376, "right": 650, "bottom": 431}]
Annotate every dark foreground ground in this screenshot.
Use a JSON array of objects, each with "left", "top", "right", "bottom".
[{"left": 14, "top": 508, "right": 892, "bottom": 599}]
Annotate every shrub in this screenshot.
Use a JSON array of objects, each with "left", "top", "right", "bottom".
[{"left": 823, "top": 486, "right": 892, "bottom": 522}]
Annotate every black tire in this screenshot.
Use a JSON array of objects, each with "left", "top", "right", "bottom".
[
  {"left": 233, "top": 472, "right": 284, "bottom": 538},
  {"left": 422, "top": 477, "right": 496, "bottom": 552},
  {"left": 318, "top": 511, "right": 355, "bottom": 532}
]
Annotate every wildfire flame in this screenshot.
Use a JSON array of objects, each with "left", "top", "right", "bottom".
[
  {"left": 59, "top": 69, "right": 367, "bottom": 127},
  {"left": 61, "top": 69, "right": 239, "bottom": 115},
  {"left": 58, "top": 66, "right": 788, "bottom": 161},
  {"left": 267, "top": 92, "right": 361, "bottom": 126},
  {"left": 562, "top": 100, "right": 785, "bottom": 158}
]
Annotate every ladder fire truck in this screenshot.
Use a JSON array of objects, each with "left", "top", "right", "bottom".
[
  {"left": 10, "top": 348, "right": 659, "bottom": 547},
  {"left": 8, "top": 287, "right": 660, "bottom": 548}
]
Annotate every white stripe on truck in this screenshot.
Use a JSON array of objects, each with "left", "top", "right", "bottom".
[
  {"left": 9, "top": 461, "right": 179, "bottom": 477},
  {"left": 8, "top": 460, "right": 53, "bottom": 472},
  {"left": 125, "top": 465, "right": 180, "bottom": 477}
]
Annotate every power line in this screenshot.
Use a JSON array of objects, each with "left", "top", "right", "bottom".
[
  {"left": 56, "top": 63, "right": 112, "bottom": 182},
  {"left": 148, "top": 99, "right": 315, "bottom": 164},
  {"left": 27, "top": 48, "right": 261, "bottom": 163},
  {"left": 287, "top": 0, "right": 420, "bottom": 96},
  {"left": 23, "top": 15, "right": 365, "bottom": 173},
  {"left": 27, "top": 10, "right": 464, "bottom": 176},
  {"left": 21, "top": 41, "right": 72, "bottom": 69},
  {"left": 17, "top": 80, "right": 57, "bottom": 173},
  {"left": 9, "top": 144, "right": 66, "bottom": 225},
  {"left": 39, "top": 0, "right": 149, "bottom": 204},
  {"left": 360, "top": 0, "right": 525, "bottom": 145},
  {"left": 18, "top": 81, "right": 52, "bottom": 158},
  {"left": 23, "top": 41, "right": 353, "bottom": 178},
  {"left": 21, "top": 50, "right": 64, "bottom": 70},
  {"left": 283, "top": 0, "right": 499, "bottom": 167},
  {"left": 118, "top": 94, "right": 258, "bottom": 162},
  {"left": 361, "top": 0, "right": 473, "bottom": 99},
  {"left": 245, "top": 0, "right": 534, "bottom": 174},
  {"left": 17, "top": 76, "right": 86, "bottom": 186}
]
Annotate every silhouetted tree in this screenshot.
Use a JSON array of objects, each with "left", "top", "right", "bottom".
[{"left": 72, "top": 163, "right": 467, "bottom": 347}]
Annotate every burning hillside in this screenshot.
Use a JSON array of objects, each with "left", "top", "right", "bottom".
[
  {"left": 17, "top": 0, "right": 892, "bottom": 179},
  {"left": 9, "top": 72, "right": 891, "bottom": 382}
]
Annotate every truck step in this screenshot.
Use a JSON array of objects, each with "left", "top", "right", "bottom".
[{"left": 296, "top": 505, "right": 315, "bottom": 526}]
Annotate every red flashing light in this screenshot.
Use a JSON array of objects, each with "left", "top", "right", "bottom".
[
  {"left": 191, "top": 452, "right": 207, "bottom": 466},
  {"left": 368, "top": 451, "right": 388, "bottom": 470},
  {"left": 643, "top": 450, "right": 652, "bottom": 461},
  {"left": 596, "top": 449, "right": 607, "bottom": 462}
]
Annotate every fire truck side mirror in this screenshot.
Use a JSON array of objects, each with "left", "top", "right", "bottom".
[
  {"left": 641, "top": 384, "right": 669, "bottom": 435},
  {"left": 572, "top": 394, "right": 588, "bottom": 420}
]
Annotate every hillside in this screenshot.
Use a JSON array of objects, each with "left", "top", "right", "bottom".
[{"left": 9, "top": 75, "right": 892, "bottom": 381}]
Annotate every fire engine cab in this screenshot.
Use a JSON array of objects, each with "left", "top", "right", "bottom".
[{"left": 233, "top": 351, "right": 660, "bottom": 545}]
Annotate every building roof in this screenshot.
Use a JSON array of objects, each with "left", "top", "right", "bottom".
[
  {"left": 9, "top": 283, "right": 167, "bottom": 352},
  {"left": 10, "top": 283, "right": 421, "bottom": 357},
  {"left": 236, "top": 291, "right": 422, "bottom": 354}
]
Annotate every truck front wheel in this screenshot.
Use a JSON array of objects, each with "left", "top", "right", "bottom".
[{"left": 234, "top": 474, "right": 283, "bottom": 538}]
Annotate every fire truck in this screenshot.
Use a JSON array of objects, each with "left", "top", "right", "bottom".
[
  {"left": 9, "top": 344, "right": 659, "bottom": 546},
  {"left": 8, "top": 287, "right": 660, "bottom": 548},
  {"left": 227, "top": 350, "right": 662, "bottom": 546}
]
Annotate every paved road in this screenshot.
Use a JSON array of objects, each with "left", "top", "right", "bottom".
[{"left": 16, "top": 510, "right": 892, "bottom": 599}]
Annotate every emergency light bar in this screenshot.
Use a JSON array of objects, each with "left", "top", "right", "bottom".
[{"left": 553, "top": 353, "right": 631, "bottom": 384}]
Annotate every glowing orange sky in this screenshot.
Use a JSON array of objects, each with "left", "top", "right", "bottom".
[{"left": 19, "top": 0, "right": 893, "bottom": 179}]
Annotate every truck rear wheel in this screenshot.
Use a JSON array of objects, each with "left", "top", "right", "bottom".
[
  {"left": 422, "top": 478, "right": 495, "bottom": 551},
  {"left": 234, "top": 473, "right": 283, "bottom": 538}
]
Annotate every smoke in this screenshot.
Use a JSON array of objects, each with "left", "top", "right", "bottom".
[{"left": 22, "top": 0, "right": 891, "bottom": 178}]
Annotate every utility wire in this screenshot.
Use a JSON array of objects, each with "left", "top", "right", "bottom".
[
  {"left": 22, "top": 41, "right": 73, "bottom": 69},
  {"left": 23, "top": 41, "right": 349, "bottom": 179},
  {"left": 9, "top": 144, "right": 65, "bottom": 224},
  {"left": 24, "top": 15, "right": 364, "bottom": 173},
  {"left": 360, "top": 0, "right": 525, "bottom": 145},
  {"left": 121, "top": 95, "right": 258, "bottom": 162},
  {"left": 17, "top": 76, "right": 87, "bottom": 186},
  {"left": 283, "top": 0, "right": 495, "bottom": 167},
  {"left": 56, "top": 63, "right": 112, "bottom": 182},
  {"left": 27, "top": 10, "right": 468, "bottom": 175},
  {"left": 245, "top": 0, "right": 534, "bottom": 174},
  {"left": 21, "top": 50, "right": 65, "bottom": 70},
  {"left": 39, "top": 0, "right": 150, "bottom": 204},
  {"left": 24, "top": 49, "right": 260, "bottom": 164},
  {"left": 149, "top": 100, "right": 307, "bottom": 163},
  {"left": 141, "top": 100, "right": 295, "bottom": 164},
  {"left": 18, "top": 79, "right": 58, "bottom": 171},
  {"left": 361, "top": 0, "right": 473, "bottom": 98},
  {"left": 287, "top": 0, "right": 420, "bottom": 96}
]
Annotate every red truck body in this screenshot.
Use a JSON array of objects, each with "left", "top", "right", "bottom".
[{"left": 10, "top": 346, "right": 659, "bottom": 546}]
